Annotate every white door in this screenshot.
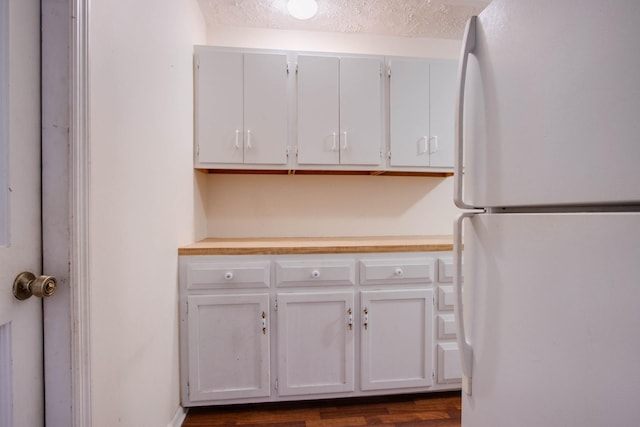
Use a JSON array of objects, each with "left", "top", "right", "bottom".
[
  {"left": 276, "top": 291, "right": 355, "bottom": 396},
  {"left": 339, "top": 57, "right": 383, "bottom": 166},
  {"left": 360, "top": 289, "right": 433, "bottom": 391},
  {"left": 428, "top": 61, "right": 456, "bottom": 168},
  {"left": 195, "top": 50, "right": 244, "bottom": 165},
  {"left": 296, "top": 55, "right": 340, "bottom": 165},
  {"left": 461, "top": 212, "right": 640, "bottom": 427},
  {"left": 243, "top": 53, "right": 289, "bottom": 165},
  {"left": 389, "top": 59, "right": 430, "bottom": 167},
  {"left": 0, "top": 0, "right": 45, "bottom": 425}
]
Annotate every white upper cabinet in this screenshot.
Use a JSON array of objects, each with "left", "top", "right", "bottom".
[
  {"left": 297, "top": 55, "right": 383, "bottom": 167},
  {"left": 389, "top": 59, "right": 457, "bottom": 170},
  {"left": 195, "top": 48, "right": 289, "bottom": 167},
  {"left": 194, "top": 46, "right": 458, "bottom": 174}
]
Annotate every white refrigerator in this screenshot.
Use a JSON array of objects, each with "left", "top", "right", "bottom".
[{"left": 453, "top": 0, "right": 640, "bottom": 426}]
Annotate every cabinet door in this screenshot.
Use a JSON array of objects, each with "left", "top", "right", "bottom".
[
  {"left": 389, "top": 59, "right": 430, "bottom": 167},
  {"left": 339, "top": 57, "right": 383, "bottom": 166},
  {"left": 187, "top": 294, "right": 270, "bottom": 402},
  {"left": 195, "top": 50, "right": 244, "bottom": 165},
  {"left": 243, "top": 53, "right": 289, "bottom": 165},
  {"left": 428, "top": 61, "right": 457, "bottom": 168},
  {"left": 297, "top": 55, "right": 340, "bottom": 165},
  {"left": 360, "top": 289, "right": 434, "bottom": 391},
  {"left": 276, "top": 292, "right": 355, "bottom": 396}
]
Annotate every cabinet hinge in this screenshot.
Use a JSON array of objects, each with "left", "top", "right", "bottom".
[
  {"left": 274, "top": 297, "right": 278, "bottom": 312},
  {"left": 194, "top": 55, "right": 199, "bottom": 70},
  {"left": 196, "top": 144, "right": 199, "bottom": 157},
  {"left": 380, "top": 150, "right": 383, "bottom": 159},
  {"left": 388, "top": 150, "right": 392, "bottom": 159},
  {"left": 432, "top": 371, "right": 435, "bottom": 380},
  {"left": 275, "top": 379, "right": 278, "bottom": 390},
  {"left": 433, "top": 295, "right": 436, "bottom": 306},
  {"left": 286, "top": 146, "right": 289, "bottom": 158},
  {"left": 187, "top": 381, "right": 190, "bottom": 394},
  {"left": 387, "top": 67, "right": 391, "bottom": 78}
]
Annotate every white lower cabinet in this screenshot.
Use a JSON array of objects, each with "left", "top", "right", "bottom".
[
  {"left": 360, "top": 289, "right": 433, "bottom": 391},
  {"left": 186, "top": 293, "right": 271, "bottom": 402},
  {"left": 276, "top": 291, "right": 355, "bottom": 396},
  {"left": 180, "top": 251, "right": 461, "bottom": 407}
]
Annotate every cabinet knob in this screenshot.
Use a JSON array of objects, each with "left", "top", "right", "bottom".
[
  {"left": 394, "top": 268, "right": 404, "bottom": 277},
  {"left": 311, "top": 270, "right": 320, "bottom": 279},
  {"left": 224, "top": 272, "right": 234, "bottom": 280}
]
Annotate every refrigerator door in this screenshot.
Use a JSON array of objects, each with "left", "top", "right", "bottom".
[
  {"left": 458, "top": 0, "right": 640, "bottom": 208},
  {"left": 460, "top": 212, "right": 640, "bottom": 427}
]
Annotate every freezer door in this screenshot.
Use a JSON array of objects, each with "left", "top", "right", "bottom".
[
  {"left": 461, "top": 212, "right": 640, "bottom": 427},
  {"left": 459, "top": 0, "right": 640, "bottom": 208}
]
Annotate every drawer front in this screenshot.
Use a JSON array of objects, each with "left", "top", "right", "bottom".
[
  {"left": 276, "top": 259, "right": 356, "bottom": 287},
  {"left": 437, "top": 285, "right": 455, "bottom": 311},
  {"left": 438, "top": 257, "right": 463, "bottom": 283},
  {"left": 359, "top": 257, "right": 434, "bottom": 285},
  {"left": 437, "top": 342, "right": 462, "bottom": 384},
  {"left": 437, "top": 258, "right": 454, "bottom": 283},
  {"left": 186, "top": 261, "right": 271, "bottom": 290},
  {"left": 437, "top": 313, "right": 457, "bottom": 340}
]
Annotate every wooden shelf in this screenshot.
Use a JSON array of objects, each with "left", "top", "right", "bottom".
[
  {"left": 197, "top": 168, "right": 454, "bottom": 178},
  {"left": 178, "top": 235, "right": 454, "bottom": 256}
]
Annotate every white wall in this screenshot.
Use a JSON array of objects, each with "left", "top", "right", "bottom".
[
  {"left": 89, "top": 1, "right": 205, "bottom": 426},
  {"left": 205, "top": 26, "right": 461, "bottom": 238}
]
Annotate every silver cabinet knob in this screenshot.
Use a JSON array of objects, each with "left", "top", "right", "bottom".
[{"left": 13, "top": 272, "right": 57, "bottom": 300}]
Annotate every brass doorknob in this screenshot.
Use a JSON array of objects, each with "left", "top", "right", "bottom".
[{"left": 13, "top": 272, "right": 57, "bottom": 300}]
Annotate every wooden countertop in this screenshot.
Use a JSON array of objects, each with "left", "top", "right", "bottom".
[{"left": 178, "top": 235, "right": 454, "bottom": 256}]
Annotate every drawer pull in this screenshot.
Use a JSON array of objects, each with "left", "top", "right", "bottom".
[
  {"left": 224, "top": 272, "right": 234, "bottom": 280},
  {"left": 394, "top": 268, "right": 404, "bottom": 277},
  {"left": 311, "top": 270, "right": 321, "bottom": 279}
]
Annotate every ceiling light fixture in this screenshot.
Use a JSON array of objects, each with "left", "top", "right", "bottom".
[{"left": 287, "top": 0, "right": 318, "bottom": 20}]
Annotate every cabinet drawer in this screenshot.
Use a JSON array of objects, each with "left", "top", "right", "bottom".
[
  {"left": 186, "top": 261, "right": 271, "bottom": 290},
  {"left": 437, "top": 258, "right": 454, "bottom": 283},
  {"left": 275, "top": 259, "right": 356, "bottom": 287},
  {"left": 437, "top": 257, "right": 463, "bottom": 283},
  {"left": 359, "top": 257, "right": 434, "bottom": 285},
  {"left": 437, "top": 285, "right": 455, "bottom": 311},
  {"left": 437, "top": 342, "right": 462, "bottom": 384},
  {"left": 437, "top": 314, "right": 457, "bottom": 340}
]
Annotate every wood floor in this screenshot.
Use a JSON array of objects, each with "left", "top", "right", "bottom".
[{"left": 182, "top": 391, "right": 462, "bottom": 427}]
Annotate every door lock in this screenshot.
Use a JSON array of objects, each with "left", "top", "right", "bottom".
[{"left": 13, "top": 272, "right": 57, "bottom": 300}]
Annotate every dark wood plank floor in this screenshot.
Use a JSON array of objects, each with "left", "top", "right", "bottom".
[{"left": 182, "top": 391, "right": 461, "bottom": 427}]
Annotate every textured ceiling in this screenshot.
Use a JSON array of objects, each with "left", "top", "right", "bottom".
[{"left": 197, "top": 0, "right": 490, "bottom": 40}]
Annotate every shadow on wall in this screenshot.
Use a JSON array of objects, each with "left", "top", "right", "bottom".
[{"left": 202, "top": 173, "right": 456, "bottom": 237}]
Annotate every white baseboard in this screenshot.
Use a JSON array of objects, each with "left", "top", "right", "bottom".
[{"left": 168, "top": 406, "right": 187, "bottom": 427}]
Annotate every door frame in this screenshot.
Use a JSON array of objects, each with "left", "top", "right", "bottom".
[{"left": 42, "top": 0, "right": 92, "bottom": 425}]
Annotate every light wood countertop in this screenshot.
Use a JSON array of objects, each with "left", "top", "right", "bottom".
[{"left": 178, "top": 235, "right": 454, "bottom": 256}]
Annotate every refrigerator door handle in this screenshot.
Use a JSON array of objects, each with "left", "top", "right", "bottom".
[
  {"left": 454, "top": 211, "right": 477, "bottom": 395},
  {"left": 454, "top": 16, "right": 477, "bottom": 210}
]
